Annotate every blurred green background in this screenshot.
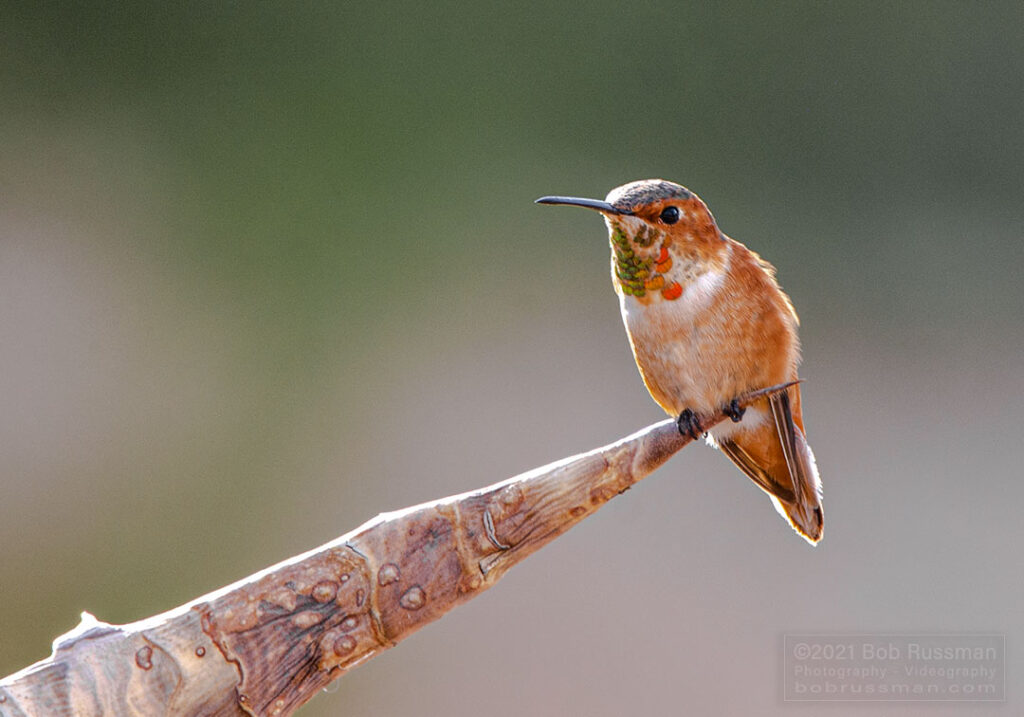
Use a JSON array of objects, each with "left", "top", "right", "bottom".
[{"left": 2, "top": 2, "right": 1022, "bottom": 714}]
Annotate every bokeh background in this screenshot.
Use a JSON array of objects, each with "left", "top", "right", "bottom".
[{"left": 3, "top": 2, "right": 1022, "bottom": 714}]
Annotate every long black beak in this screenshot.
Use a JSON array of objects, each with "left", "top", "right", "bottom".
[{"left": 535, "top": 195, "right": 632, "bottom": 215}]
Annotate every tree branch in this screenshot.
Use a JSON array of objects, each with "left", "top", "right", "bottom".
[{"left": 0, "top": 382, "right": 795, "bottom": 716}]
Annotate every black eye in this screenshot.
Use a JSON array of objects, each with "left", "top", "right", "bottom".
[{"left": 659, "top": 206, "right": 680, "bottom": 224}]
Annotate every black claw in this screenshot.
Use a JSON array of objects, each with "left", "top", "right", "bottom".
[
  {"left": 676, "top": 409, "right": 705, "bottom": 440},
  {"left": 724, "top": 398, "right": 746, "bottom": 423}
]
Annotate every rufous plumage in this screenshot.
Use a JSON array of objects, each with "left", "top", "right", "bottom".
[{"left": 537, "top": 179, "right": 823, "bottom": 544}]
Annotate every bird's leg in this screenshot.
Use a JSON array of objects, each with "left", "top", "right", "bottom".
[
  {"left": 676, "top": 408, "right": 705, "bottom": 440},
  {"left": 723, "top": 397, "right": 746, "bottom": 423}
]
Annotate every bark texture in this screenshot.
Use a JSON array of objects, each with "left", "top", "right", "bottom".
[{"left": 0, "top": 383, "right": 792, "bottom": 716}]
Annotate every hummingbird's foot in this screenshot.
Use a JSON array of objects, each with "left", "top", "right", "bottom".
[
  {"left": 676, "top": 409, "right": 705, "bottom": 440},
  {"left": 724, "top": 398, "right": 746, "bottom": 423}
]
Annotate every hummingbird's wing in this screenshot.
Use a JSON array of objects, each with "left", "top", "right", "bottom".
[
  {"left": 767, "top": 389, "right": 803, "bottom": 495},
  {"left": 717, "top": 387, "right": 823, "bottom": 544},
  {"left": 717, "top": 432, "right": 795, "bottom": 503}
]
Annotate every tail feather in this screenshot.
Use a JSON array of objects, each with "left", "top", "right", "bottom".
[{"left": 717, "top": 387, "right": 823, "bottom": 544}]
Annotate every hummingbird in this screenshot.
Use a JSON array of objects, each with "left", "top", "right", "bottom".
[{"left": 536, "top": 179, "right": 823, "bottom": 544}]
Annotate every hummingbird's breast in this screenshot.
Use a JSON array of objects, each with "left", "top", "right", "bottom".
[
  {"left": 618, "top": 254, "right": 730, "bottom": 416},
  {"left": 614, "top": 233, "right": 798, "bottom": 420}
]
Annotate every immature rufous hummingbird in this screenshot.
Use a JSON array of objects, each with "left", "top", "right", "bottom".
[{"left": 537, "top": 179, "right": 823, "bottom": 544}]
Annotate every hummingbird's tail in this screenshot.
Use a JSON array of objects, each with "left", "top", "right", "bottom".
[{"left": 715, "top": 388, "right": 823, "bottom": 544}]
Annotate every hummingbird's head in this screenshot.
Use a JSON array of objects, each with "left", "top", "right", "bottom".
[
  {"left": 536, "top": 179, "right": 723, "bottom": 247},
  {"left": 537, "top": 179, "right": 728, "bottom": 300}
]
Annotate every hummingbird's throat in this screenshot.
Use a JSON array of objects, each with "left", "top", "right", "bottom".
[{"left": 609, "top": 221, "right": 682, "bottom": 301}]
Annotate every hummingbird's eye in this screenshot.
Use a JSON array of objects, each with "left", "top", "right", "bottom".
[{"left": 659, "top": 206, "right": 681, "bottom": 225}]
